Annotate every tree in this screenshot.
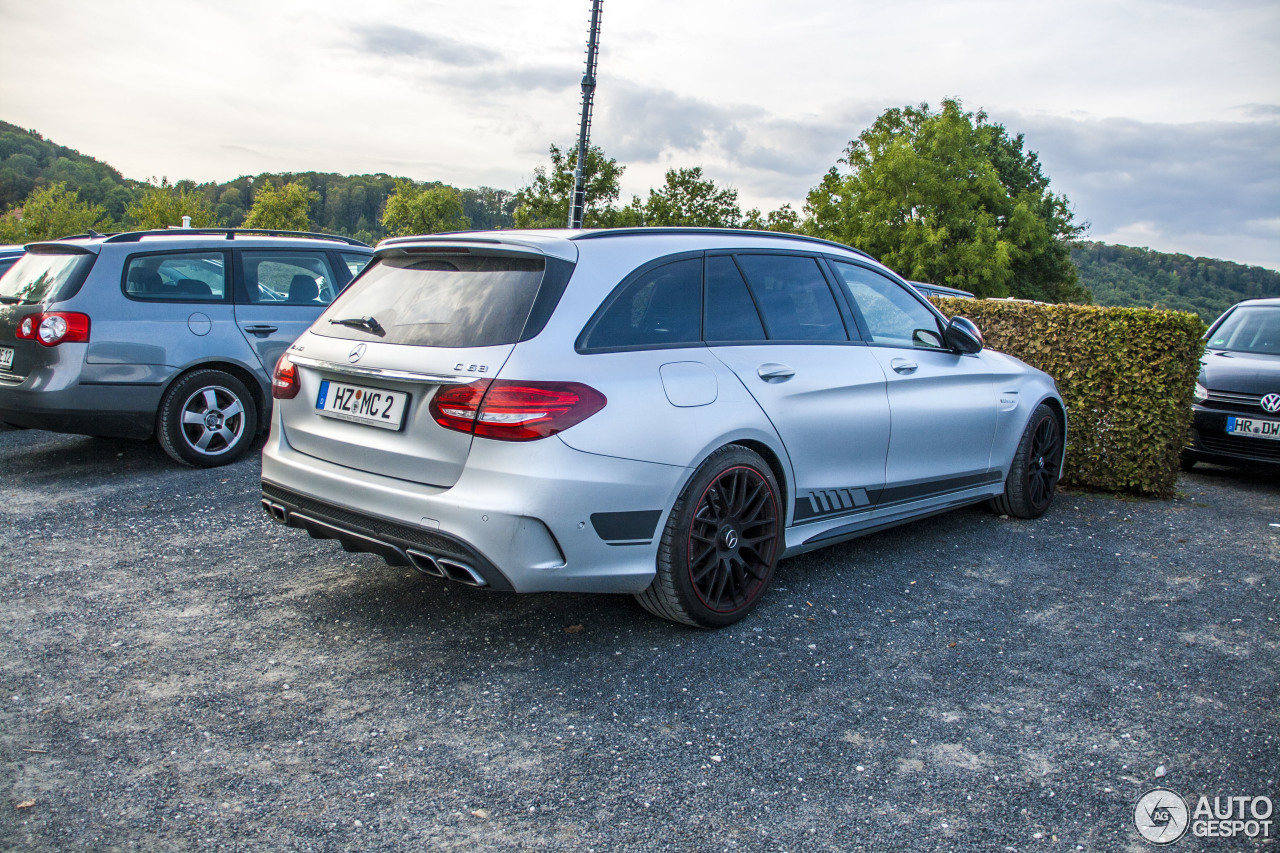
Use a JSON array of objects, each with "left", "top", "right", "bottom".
[
  {"left": 640, "top": 167, "right": 742, "bottom": 228},
  {"left": 242, "top": 180, "right": 318, "bottom": 231},
  {"left": 743, "top": 203, "right": 801, "bottom": 233},
  {"left": 805, "top": 99, "right": 1088, "bottom": 302},
  {"left": 381, "top": 180, "right": 470, "bottom": 236},
  {"left": 513, "top": 143, "right": 625, "bottom": 228},
  {"left": 0, "top": 182, "right": 109, "bottom": 243},
  {"left": 125, "top": 177, "right": 222, "bottom": 229}
]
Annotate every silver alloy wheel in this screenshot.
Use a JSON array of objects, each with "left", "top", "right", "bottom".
[{"left": 178, "top": 385, "right": 246, "bottom": 456}]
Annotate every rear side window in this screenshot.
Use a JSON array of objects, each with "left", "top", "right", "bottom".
[
  {"left": 0, "top": 251, "right": 95, "bottom": 305},
  {"left": 735, "top": 255, "right": 848, "bottom": 342},
  {"left": 124, "top": 252, "right": 227, "bottom": 301},
  {"left": 317, "top": 254, "right": 546, "bottom": 348},
  {"left": 242, "top": 251, "right": 339, "bottom": 305},
  {"left": 580, "top": 258, "right": 702, "bottom": 351},
  {"left": 704, "top": 255, "right": 766, "bottom": 342}
]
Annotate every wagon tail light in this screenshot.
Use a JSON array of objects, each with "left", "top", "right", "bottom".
[
  {"left": 430, "top": 380, "right": 607, "bottom": 441},
  {"left": 272, "top": 354, "right": 301, "bottom": 399},
  {"left": 16, "top": 312, "right": 91, "bottom": 346}
]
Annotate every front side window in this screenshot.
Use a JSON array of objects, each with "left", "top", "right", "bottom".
[
  {"left": 242, "top": 251, "right": 339, "bottom": 305},
  {"left": 734, "top": 254, "right": 848, "bottom": 342},
  {"left": 123, "top": 252, "right": 227, "bottom": 301},
  {"left": 581, "top": 258, "right": 702, "bottom": 350},
  {"left": 340, "top": 252, "right": 373, "bottom": 280},
  {"left": 832, "top": 262, "right": 946, "bottom": 349},
  {"left": 1207, "top": 305, "right": 1280, "bottom": 355},
  {"left": 317, "top": 254, "right": 546, "bottom": 347}
]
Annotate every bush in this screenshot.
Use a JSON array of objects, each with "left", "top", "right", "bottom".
[{"left": 932, "top": 297, "right": 1205, "bottom": 497}]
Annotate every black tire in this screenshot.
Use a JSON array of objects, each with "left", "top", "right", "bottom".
[
  {"left": 635, "top": 445, "right": 782, "bottom": 628},
  {"left": 989, "top": 403, "right": 1063, "bottom": 519},
  {"left": 157, "top": 369, "right": 258, "bottom": 468},
  {"left": 1179, "top": 453, "right": 1197, "bottom": 472}
]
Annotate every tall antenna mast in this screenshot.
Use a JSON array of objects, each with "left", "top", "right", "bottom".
[{"left": 567, "top": 0, "right": 603, "bottom": 229}]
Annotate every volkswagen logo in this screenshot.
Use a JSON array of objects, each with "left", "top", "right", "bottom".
[
  {"left": 1262, "top": 393, "right": 1280, "bottom": 414},
  {"left": 348, "top": 343, "right": 367, "bottom": 364}
]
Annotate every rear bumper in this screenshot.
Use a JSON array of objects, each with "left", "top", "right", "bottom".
[
  {"left": 0, "top": 377, "right": 164, "bottom": 440},
  {"left": 260, "top": 419, "right": 689, "bottom": 594},
  {"left": 1184, "top": 405, "right": 1280, "bottom": 469}
]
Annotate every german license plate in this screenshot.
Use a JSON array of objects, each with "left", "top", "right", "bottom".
[
  {"left": 315, "top": 380, "right": 408, "bottom": 430},
  {"left": 1227, "top": 415, "right": 1280, "bottom": 441},
  {"left": 0, "top": 347, "right": 12, "bottom": 370}
]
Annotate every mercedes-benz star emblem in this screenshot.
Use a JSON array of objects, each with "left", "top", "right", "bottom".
[
  {"left": 1262, "top": 393, "right": 1280, "bottom": 414},
  {"left": 348, "top": 344, "right": 367, "bottom": 364}
]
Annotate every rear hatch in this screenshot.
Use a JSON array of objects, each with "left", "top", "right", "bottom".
[
  {"left": 0, "top": 245, "right": 98, "bottom": 380},
  {"left": 277, "top": 245, "right": 575, "bottom": 487}
]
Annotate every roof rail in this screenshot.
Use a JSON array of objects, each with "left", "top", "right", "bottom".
[
  {"left": 569, "top": 227, "right": 878, "bottom": 261},
  {"left": 100, "top": 228, "right": 370, "bottom": 247}
]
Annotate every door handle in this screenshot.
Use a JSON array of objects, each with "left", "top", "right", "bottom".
[
  {"left": 890, "top": 358, "right": 918, "bottom": 374},
  {"left": 757, "top": 363, "right": 795, "bottom": 382},
  {"left": 243, "top": 324, "right": 278, "bottom": 336}
]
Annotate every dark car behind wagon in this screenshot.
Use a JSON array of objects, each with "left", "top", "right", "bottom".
[{"left": 1183, "top": 296, "right": 1280, "bottom": 470}]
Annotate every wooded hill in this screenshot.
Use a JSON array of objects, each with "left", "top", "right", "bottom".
[
  {"left": 3, "top": 119, "right": 1276, "bottom": 319},
  {"left": 1070, "top": 241, "right": 1279, "bottom": 322}
]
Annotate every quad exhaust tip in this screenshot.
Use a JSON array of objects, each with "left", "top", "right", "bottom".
[
  {"left": 407, "top": 549, "right": 487, "bottom": 587},
  {"left": 261, "top": 499, "right": 288, "bottom": 523}
]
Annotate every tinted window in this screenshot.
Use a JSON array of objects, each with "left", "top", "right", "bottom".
[
  {"left": 340, "top": 252, "right": 373, "bottom": 279},
  {"left": 317, "top": 254, "right": 545, "bottom": 348},
  {"left": 242, "top": 251, "right": 339, "bottom": 305},
  {"left": 0, "top": 251, "right": 94, "bottom": 305},
  {"left": 124, "top": 252, "right": 227, "bottom": 301},
  {"left": 1207, "top": 305, "right": 1280, "bottom": 355},
  {"left": 583, "top": 258, "right": 702, "bottom": 350},
  {"left": 735, "top": 255, "right": 848, "bottom": 341},
  {"left": 832, "top": 262, "right": 945, "bottom": 349},
  {"left": 705, "top": 256, "right": 766, "bottom": 342}
]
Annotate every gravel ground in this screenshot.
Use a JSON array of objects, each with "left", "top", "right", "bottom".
[{"left": 1, "top": 426, "right": 1276, "bottom": 853}]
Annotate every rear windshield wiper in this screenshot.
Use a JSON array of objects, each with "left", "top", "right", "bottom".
[{"left": 329, "top": 315, "right": 385, "bottom": 337}]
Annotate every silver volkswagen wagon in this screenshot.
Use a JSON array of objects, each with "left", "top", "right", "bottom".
[
  {"left": 261, "top": 228, "right": 1066, "bottom": 627},
  {"left": 0, "top": 229, "right": 373, "bottom": 467}
]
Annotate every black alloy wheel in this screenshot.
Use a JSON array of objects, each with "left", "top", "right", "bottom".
[
  {"left": 636, "top": 445, "right": 781, "bottom": 628},
  {"left": 990, "top": 403, "right": 1063, "bottom": 519},
  {"left": 687, "top": 465, "right": 779, "bottom": 613},
  {"left": 1022, "top": 412, "right": 1063, "bottom": 514}
]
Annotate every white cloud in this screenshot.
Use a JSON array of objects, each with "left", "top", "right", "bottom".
[{"left": 0, "top": 0, "right": 1276, "bottom": 268}]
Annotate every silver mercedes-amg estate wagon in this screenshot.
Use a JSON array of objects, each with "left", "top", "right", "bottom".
[{"left": 261, "top": 228, "right": 1066, "bottom": 627}]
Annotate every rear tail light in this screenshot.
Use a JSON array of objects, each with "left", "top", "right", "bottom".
[
  {"left": 15, "top": 312, "right": 91, "bottom": 346},
  {"left": 430, "top": 380, "right": 606, "bottom": 441},
  {"left": 272, "top": 354, "right": 300, "bottom": 399}
]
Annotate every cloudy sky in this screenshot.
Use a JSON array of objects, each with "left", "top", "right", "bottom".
[{"left": 1, "top": 0, "right": 1278, "bottom": 269}]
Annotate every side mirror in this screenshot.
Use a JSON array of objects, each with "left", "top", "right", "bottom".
[{"left": 945, "top": 316, "right": 984, "bottom": 354}]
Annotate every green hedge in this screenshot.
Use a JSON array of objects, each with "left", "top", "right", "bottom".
[{"left": 932, "top": 298, "right": 1206, "bottom": 497}]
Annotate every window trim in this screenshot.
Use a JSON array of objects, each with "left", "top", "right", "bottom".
[{"left": 119, "top": 248, "right": 232, "bottom": 305}]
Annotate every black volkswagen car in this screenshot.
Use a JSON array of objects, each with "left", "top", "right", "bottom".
[{"left": 1183, "top": 297, "right": 1280, "bottom": 470}]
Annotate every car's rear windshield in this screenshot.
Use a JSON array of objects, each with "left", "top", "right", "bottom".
[
  {"left": 315, "top": 254, "right": 546, "bottom": 348},
  {"left": 0, "top": 250, "right": 96, "bottom": 305},
  {"left": 1207, "top": 305, "right": 1280, "bottom": 355}
]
